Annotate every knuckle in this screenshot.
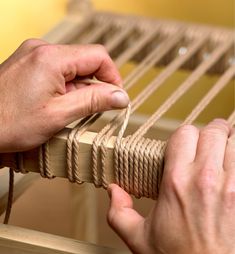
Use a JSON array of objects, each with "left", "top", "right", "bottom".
[
  {"left": 223, "top": 184, "right": 235, "bottom": 209},
  {"left": 201, "top": 119, "right": 230, "bottom": 137},
  {"left": 200, "top": 128, "right": 222, "bottom": 138},
  {"left": 87, "top": 90, "right": 100, "bottom": 115},
  {"left": 30, "top": 44, "right": 55, "bottom": 63},
  {"left": 195, "top": 167, "right": 217, "bottom": 194},
  {"left": 213, "top": 118, "right": 229, "bottom": 126},
  {"left": 94, "top": 43, "right": 108, "bottom": 53},
  {"left": 20, "top": 38, "right": 42, "bottom": 49},
  {"left": 168, "top": 125, "right": 199, "bottom": 147},
  {"left": 176, "top": 124, "right": 199, "bottom": 137},
  {"left": 93, "top": 44, "right": 110, "bottom": 59},
  {"left": 163, "top": 169, "right": 187, "bottom": 194},
  {"left": 228, "top": 133, "right": 235, "bottom": 145}
]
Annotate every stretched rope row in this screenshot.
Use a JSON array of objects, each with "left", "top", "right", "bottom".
[
  {"left": 5, "top": 18, "right": 234, "bottom": 224},
  {"left": 36, "top": 29, "right": 234, "bottom": 199}
]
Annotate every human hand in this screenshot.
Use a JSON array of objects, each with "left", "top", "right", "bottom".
[
  {"left": 0, "top": 39, "right": 129, "bottom": 152},
  {"left": 108, "top": 119, "right": 235, "bottom": 254}
]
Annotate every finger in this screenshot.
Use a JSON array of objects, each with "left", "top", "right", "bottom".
[
  {"left": 49, "top": 83, "right": 129, "bottom": 126},
  {"left": 224, "top": 128, "right": 235, "bottom": 172},
  {"left": 51, "top": 44, "right": 122, "bottom": 86},
  {"left": 164, "top": 125, "right": 199, "bottom": 173},
  {"left": 195, "top": 119, "right": 231, "bottom": 168},
  {"left": 107, "top": 184, "right": 146, "bottom": 252}
]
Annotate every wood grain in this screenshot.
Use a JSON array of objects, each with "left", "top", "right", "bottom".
[{"left": 0, "top": 224, "right": 129, "bottom": 254}]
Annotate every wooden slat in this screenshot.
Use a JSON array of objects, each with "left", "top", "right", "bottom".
[
  {"left": 0, "top": 224, "right": 129, "bottom": 254},
  {"left": 228, "top": 110, "right": 235, "bottom": 125},
  {"left": 43, "top": 0, "right": 93, "bottom": 44},
  {"left": 0, "top": 129, "right": 115, "bottom": 182},
  {"left": 70, "top": 183, "right": 98, "bottom": 243},
  {"left": 0, "top": 6, "right": 233, "bottom": 253},
  {"left": 0, "top": 116, "right": 178, "bottom": 183}
]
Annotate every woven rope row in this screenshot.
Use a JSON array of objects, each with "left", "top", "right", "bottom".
[
  {"left": 35, "top": 34, "right": 234, "bottom": 199},
  {"left": 4, "top": 14, "right": 234, "bottom": 226}
]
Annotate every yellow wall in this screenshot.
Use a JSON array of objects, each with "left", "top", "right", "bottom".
[
  {"left": 0, "top": 0, "right": 67, "bottom": 62},
  {"left": 0, "top": 0, "right": 234, "bottom": 62},
  {"left": 0, "top": 0, "right": 233, "bottom": 122},
  {"left": 94, "top": 0, "right": 234, "bottom": 27}
]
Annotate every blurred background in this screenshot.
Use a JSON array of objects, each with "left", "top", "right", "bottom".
[
  {"left": 0, "top": 0, "right": 234, "bottom": 62},
  {"left": 0, "top": 0, "right": 234, "bottom": 251}
]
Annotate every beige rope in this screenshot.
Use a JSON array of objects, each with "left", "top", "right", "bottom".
[
  {"left": 112, "top": 38, "right": 233, "bottom": 198},
  {"left": 124, "top": 28, "right": 185, "bottom": 90},
  {"left": 79, "top": 16, "right": 110, "bottom": 44},
  {"left": 116, "top": 136, "right": 166, "bottom": 199},
  {"left": 184, "top": 65, "right": 235, "bottom": 124},
  {"left": 39, "top": 142, "right": 54, "bottom": 179},
  {"left": 3, "top": 168, "right": 14, "bottom": 224},
  {"left": 67, "top": 113, "right": 101, "bottom": 183},
  {"left": 93, "top": 31, "right": 204, "bottom": 189},
  {"left": 228, "top": 110, "right": 235, "bottom": 125},
  {"left": 114, "top": 26, "right": 160, "bottom": 68},
  {"left": 71, "top": 24, "right": 186, "bottom": 188},
  {"left": 16, "top": 39, "right": 234, "bottom": 201},
  {"left": 70, "top": 21, "right": 182, "bottom": 190},
  {"left": 66, "top": 25, "right": 172, "bottom": 186},
  {"left": 94, "top": 33, "right": 206, "bottom": 195},
  {"left": 104, "top": 23, "right": 134, "bottom": 53},
  {"left": 4, "top": 14, "right": 234, "bottom": 228},
  {"left": 67, "top": 115, "right": 95, "bottom": 183},
  {"left": 14, "top": 153, "right": 27, "bottom": 174},
  {"left": 133, "top": 38, "right": 233, "bottom": 139}
]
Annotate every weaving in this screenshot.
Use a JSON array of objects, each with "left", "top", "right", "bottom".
[
  {"left": 36, "top": 13, "right": 234, "bottom": 199},
  {"left": 1, "top": 12, "right": 235, "bottom": 223}
]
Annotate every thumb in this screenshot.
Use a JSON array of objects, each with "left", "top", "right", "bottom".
[
  {"left": 50, "top": 83, "right": 129, "bottom": 125},
  {"left": 107, "top": 184, "right": 146, "bottom": 253}
]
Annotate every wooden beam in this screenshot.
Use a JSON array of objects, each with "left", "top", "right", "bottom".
[
  {"left": 43, "top": 0, "right": 92, "bottom": 44},
  {"left": 0, "top": 129, "right": 115, "bottom": 183},
  {"left": 0, "top": 224, "right": 129, "bottom": 254},
  {"left": 0, "top": 116, "right": 177, "bottom": 184}
]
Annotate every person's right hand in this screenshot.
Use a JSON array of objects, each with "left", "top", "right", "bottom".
[
  {"left": 0, "top": 39, "right": 129, "bottom": 152},
  {"left": 108, "top": 119, "right": 235, "bottom": 254}
]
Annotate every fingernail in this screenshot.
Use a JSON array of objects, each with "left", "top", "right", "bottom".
[{"left": 111, "top": 90, "right": 129, "bottom": 108}]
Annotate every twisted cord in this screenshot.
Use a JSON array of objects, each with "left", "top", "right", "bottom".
[
  {"left": 10, "top": 21, "right": 233, "bottom": 201},
  {"left": 107, "top": 35, "right": 207, "bottom": 197},
  {"left": 228, "top": 111, "right": 235, "bottom": 126},
  {"left": 184, "top": 65, "right": 235, "bottom": 125},
  {"left": 39, "top": 142, "right": 54, "bottom": 179},
  {"left": 3, "top": 168, "right": 14, "bottom": 224},
  {"left": 148, "top": 140, "right": 158, "bottom": 198},
  {"left": 96, "top": 30, "right": 190, "bottom": 188},
  {"left": 67, "top": 115, "right": 94, "bottom": 182},
  {"left": 141, "top": 138, "right": 153, "bottom": 197},
  {"left": 71, "top": 113, "right": 101, "bottom": 184},
  {"left": 133, "top": 38, "right": 233, "bottom": 139},
  {"left": 4, "top": 16, "right": 234, "bottom": 228}
]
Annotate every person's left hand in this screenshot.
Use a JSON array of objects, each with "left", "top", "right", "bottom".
[{"left": 107, "top": 120, "right": 235, "bottom": 254}]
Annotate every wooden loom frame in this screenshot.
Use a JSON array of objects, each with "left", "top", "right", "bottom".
[{"left": 0, "top": 0, "right": 235, "bottom": 252}]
